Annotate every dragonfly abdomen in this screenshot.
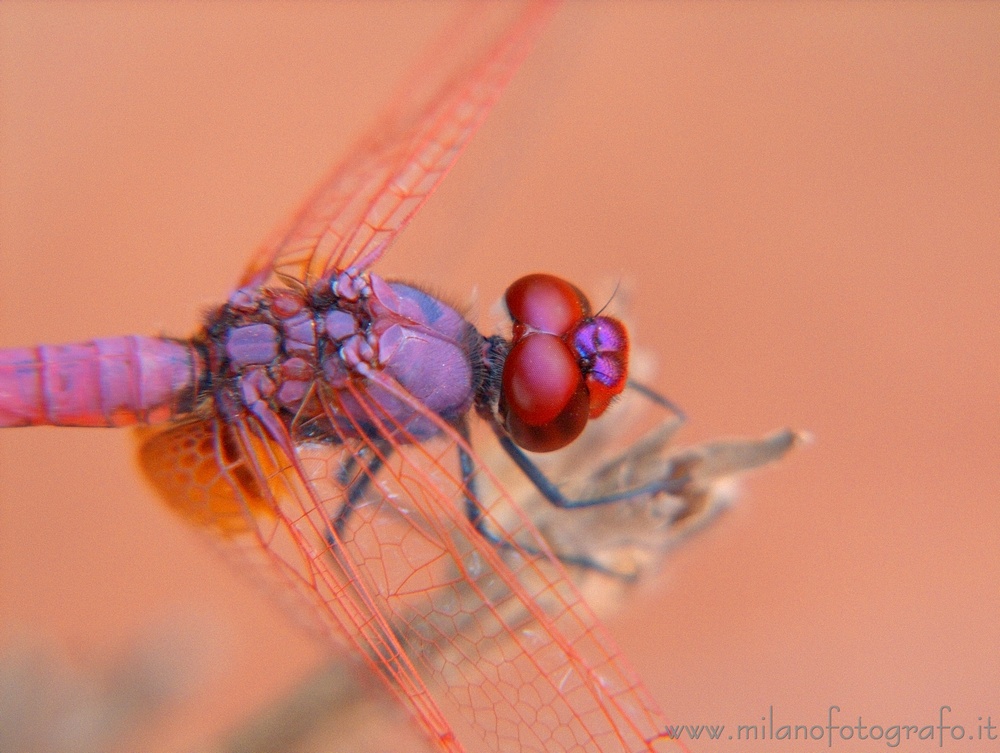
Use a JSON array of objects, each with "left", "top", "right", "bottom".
[{"left": 0, "top": 336, "right": 202, "bottom": 428}]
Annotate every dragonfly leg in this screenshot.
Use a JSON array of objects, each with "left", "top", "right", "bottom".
[
  {"left": 496, "top": 380, "right": 690, "bottom": 510},
  {"left": 456, "top": 418, "right": 489, "bottom": 537},
  {"left": 329, "top": 444, "right": 388, "bottom": 539},
  {"left": 457, "top": 419, "right": 638, "bottom": 578}
]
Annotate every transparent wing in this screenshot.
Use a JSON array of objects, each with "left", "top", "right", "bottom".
[
  {"left": 199, "top": 408, "right": 800, "bottom": 753},
  {"left": 136, "top": 374, "right": 690, "bottom": 753},
  {"left": 137, "top": 415, "right": 461, "bottom": 748},
  {"left": 329, "top": 372, "right": 683, "bottom": 753},
  {"left": 240, "top": 1, "right": 557, "bottom": 290}
]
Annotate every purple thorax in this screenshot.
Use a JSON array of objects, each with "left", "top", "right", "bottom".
[{"left": 206, "top": 271, "right": 484, "bottom": 444}]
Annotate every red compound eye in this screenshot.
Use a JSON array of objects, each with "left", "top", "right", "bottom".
[
  {"left": 504, "top": 273, "right": 590, "bottom": 338},
  {"left": 499, "top": 273, "right": 632, "bottom": 452},
  {"left": 500, "top": 334, "right": 589, "bottom": 452}
]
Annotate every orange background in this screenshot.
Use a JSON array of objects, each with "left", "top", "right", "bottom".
[{"left": 1, "top": 4, "right": 998, "bottom": 752}]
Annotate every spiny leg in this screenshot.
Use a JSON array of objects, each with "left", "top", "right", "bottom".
[
  {"left": 328, "top": 441, "right": 389, "bottom": 541},
  {"left": 456, "top": 419, "right": 640, "bottom": 579},
  {"left": 497, "top": 380, "right": 690, "bottom": 510}
]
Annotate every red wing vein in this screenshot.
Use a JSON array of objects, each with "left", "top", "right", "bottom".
[
  {"left": 222, "top": 408, "right": 461, "bottom": 750},
  {"left": 336, "top": 373, "right": 679, "bottom": 752},
  {"left": 239, "top": 2, "right": 556, "bottom": 289}
]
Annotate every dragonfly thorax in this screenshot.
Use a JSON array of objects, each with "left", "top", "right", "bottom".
[{"left": 200, "top": 270, "right": 483, "bottom": 445}]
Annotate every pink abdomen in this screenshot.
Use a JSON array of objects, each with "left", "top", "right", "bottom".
[{"left": 0, "top": 336, "right": 201, "bottom": 428}]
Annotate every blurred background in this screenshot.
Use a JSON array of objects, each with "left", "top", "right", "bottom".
[{"left": 2, "top": 3, "right": 997, "bottom": 752}]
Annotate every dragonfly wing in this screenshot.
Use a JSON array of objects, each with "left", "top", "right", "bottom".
[
  {"left": 135, "top": 374, "right": 686, "bottom": 752},
  {"left": 310, "top": 374, "right": 686, "bottom": 753},
  {"left": 240, "top": 1, "right": 557, "bottom": 289},
  {"left": 136, "top": 415, "right": 463, "bottom": 749}
]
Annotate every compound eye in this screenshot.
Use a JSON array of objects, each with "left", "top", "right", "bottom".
[
  {"left": 500, "top": 334, "right": 589, "bottom": 452},
  {"left": 504, "top": 273, "right": 591, "bottom": 337}
]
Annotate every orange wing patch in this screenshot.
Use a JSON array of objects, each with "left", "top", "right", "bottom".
[{"left": 135, "top": 418, "right": 280, "bottom": 536}]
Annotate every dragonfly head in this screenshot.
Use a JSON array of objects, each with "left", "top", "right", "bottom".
[{"left": 497, "top": 274, "right": 629, "bottom": 453}]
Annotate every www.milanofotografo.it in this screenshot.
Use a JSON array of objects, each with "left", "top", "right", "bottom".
[{"left": 658, "top": 706, "right": 997, "bottom": 747}]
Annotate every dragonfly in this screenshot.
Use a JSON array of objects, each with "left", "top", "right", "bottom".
[{"left": 0, "top": 3, "right": 797, "bottom": 752}]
